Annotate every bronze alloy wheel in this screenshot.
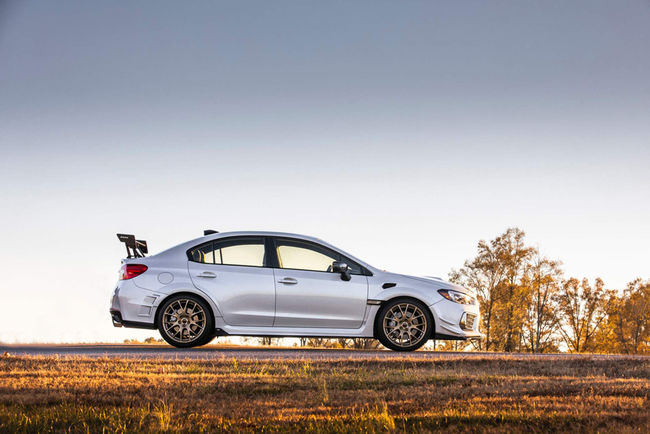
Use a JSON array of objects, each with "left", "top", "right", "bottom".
[
  {"left": 158, "top": 295, "right": 214, "bottom": 348},
  {"left": 377, "top": 298, "right": 432, "bottom": 351}
]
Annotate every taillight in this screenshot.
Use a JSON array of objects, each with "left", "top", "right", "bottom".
[{"left": 119, "top": 264, "right": 148, "bottom": 280}]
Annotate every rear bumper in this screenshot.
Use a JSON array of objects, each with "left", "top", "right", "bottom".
[{"left": 109, "top": 309, "right": 156, "bottom": 330}]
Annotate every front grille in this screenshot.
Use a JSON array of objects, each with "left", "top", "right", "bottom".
[{"left": 460, "top": 313, "right": 477, "bottom": 331}]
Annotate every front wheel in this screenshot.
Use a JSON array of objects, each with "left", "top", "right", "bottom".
[
  {"left": 157, "top": 294, "right": 214, "bottom": 348},
  {"left": 376, "top": 298, "right": 433, "bottom": 351}
]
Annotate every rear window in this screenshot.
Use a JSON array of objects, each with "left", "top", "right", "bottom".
[{"left": 188, "top": 237, "right": 265, "bottom": 267}]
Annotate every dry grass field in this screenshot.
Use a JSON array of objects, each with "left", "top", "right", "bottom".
[{"left": 0, "top": 353, "right": 648, "bottom": 433}]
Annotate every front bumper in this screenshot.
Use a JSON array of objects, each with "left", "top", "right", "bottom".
[{"left": 430, "top": 298, "right": 483, "bottom": 340}]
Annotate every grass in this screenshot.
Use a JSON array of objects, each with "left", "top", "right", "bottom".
[{"left": 0, "top": 353, "right": 648, "bottom": 432}]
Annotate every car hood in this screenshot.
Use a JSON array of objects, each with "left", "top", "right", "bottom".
[{"left": 387, "top": 272, "right": 475, "bottom": 296}]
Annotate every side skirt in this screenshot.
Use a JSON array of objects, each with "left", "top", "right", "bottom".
[{"left": 215, "top": 326, "right": 375, "bottom": 339}]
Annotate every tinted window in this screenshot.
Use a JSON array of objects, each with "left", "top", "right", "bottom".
[
  {"left": 277, "top": 244, "right": 337, "bottom": 272},
  {"left": 190, "top": 243, "right": 216, "bottom": 264},
  {"left": 274, "top": 238, "right": 363, "bottom": 274},
  {"left": 189, "top": 237, "right": 265, "bottom": 267}
]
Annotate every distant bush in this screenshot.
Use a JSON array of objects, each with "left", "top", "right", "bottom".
[{"left": 123, "top": 337, "right": 162, "bottom": 344}]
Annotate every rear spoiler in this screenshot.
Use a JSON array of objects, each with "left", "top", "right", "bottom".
[{"left": 117, "top": 233, "right": 148, "bottom": 258}]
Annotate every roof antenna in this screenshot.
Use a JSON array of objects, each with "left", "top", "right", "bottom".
[{"left": 204, "top": 229, "right": 218, "bottom": 236}]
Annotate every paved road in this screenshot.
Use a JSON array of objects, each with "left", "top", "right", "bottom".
[{"left": 1, "top": 344, "right": 647, "bottom": 360}]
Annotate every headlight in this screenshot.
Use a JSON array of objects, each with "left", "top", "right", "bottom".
[{"left": 438, "top": 289, "right": 476, "bottom": 305}]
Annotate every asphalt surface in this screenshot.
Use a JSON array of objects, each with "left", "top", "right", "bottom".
[{"left": 1, "top": 344, "right": 647, "bottom": 360}]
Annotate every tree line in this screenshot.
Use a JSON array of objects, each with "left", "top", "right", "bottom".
[
  {"left": 450, "top": 228, "right": 649, "bottom": 354},
  {"left": 259, "top": 336, "right": 380, "bottom": 350}
]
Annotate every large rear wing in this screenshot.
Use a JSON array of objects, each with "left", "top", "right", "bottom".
[{"left": 117, "top": 233, "right": 148, "bottom": 258}]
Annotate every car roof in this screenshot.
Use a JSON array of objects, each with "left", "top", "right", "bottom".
[
  {"left": 204, "top": 230, "right": 327, "bottom": 242},
  {"left": 166, "top": 230, "right": 377, "bottom": 273}
]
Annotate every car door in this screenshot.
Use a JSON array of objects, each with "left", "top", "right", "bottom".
[
  {"left": 187, "top": 236, "right": 275, "bottom": 326},
  {"left": 271, "top": 237, "right": 369, "bottom": 328}
]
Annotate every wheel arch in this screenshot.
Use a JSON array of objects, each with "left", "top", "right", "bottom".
[
  {"left": 372, "top": 295, "right": 436, "bottom": 340},
  {"left": 154, "top": 291, "right": 218, "bottom": 329}
]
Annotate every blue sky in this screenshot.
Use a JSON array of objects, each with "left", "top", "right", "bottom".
[{"left": 0, "top": 1, "right": 649, "bottom": 342}]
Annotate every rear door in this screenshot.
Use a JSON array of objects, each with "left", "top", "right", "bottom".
[
  {"left": 271, "top": 237, "right": 368, "bottom": 328},
  {"left": 188, "top": 236, "right": 275, "bottom": 326}
]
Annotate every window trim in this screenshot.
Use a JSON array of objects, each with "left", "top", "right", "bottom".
[
  {"left": 186, "top": 236, "right": 269, "bottom": 268},
  {"left": 269, "top": 237, "right": 372, "bottom": 276}
]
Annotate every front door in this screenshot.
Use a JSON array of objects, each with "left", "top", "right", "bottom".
[
  {"left": 188, "top": 236, "right": 275, "bottom": 326},
  {"left": 271, "top": 237, "right": 368, "bottom": 328}
]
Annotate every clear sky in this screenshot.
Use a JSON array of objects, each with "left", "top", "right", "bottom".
[{"left": 1, "top": 1, "right": 648, "bottom": 343}]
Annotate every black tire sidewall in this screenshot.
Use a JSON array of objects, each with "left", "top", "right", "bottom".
[
  {"left": 376, "top": 298, "right": 433, "bottom": 352},
  {"left": 157, "top": 294, "right": 215, "bottom": 348}
]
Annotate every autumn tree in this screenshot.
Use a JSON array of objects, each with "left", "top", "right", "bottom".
[
  {"left": 305, "top": 338, "right": 340, "bottom": 348},
  {"left": 350, "top": 338, "right": 381, "bottom": 350},
  {"left": 337, "top": 338, "right": 351, "bottom": 349},
  {"left": 556, "top": 278, "right": 608, "bottom": 353},
  {"left": 607, "top": 279, "right": 650, "bottom": 354},
  {"left": 450, "top": 227, "right": 535, "bottom": 351},
  {"left": 435, "top": 339, "right": 471, "bottom": 352},
  {"left": 259, "top": 337, "right": 276, "bottom": 346},
  {"left": 522, "top": 254, "right": 563, "bottom": 353},
  {"left": 494, "top": 229, "right": 536, "bottom": 351}
]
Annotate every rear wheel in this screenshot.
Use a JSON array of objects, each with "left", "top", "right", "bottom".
[
  {"left": 157, "top": 294, "right": 214, "bottom": 348},
  {"left": 376, "top": 298, "right": 432, "bottom": 351}
]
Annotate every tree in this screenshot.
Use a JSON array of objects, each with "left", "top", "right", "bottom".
[
  {"left": 494, "top": 229, "right": 536, "bottom": 351},
  {"left": 607, "top": 279, "right": 650, "bottom": 354},
  {"left": 350, "top": 338, "right": 381, "bottom": 350},
  {"left": 522, "top": 255, "right": 562, "bottom": 353},
  {"left": 259, "top": 337, "right": 276, "bottom": 346},
  {"left": 306, "top": 338, "right": 335, "bottom": 348},
  {"left": 450, "top": 228, "right": 535, "bottom": 351},
  {"left": 337, "top": 338, "right": 351, "bottom": 349},
  {"left": 556, "top": 278, "right": 608, "bottom": 353},
  {"left": 436, "top": 339, "right": 471, "bottom": 352}
]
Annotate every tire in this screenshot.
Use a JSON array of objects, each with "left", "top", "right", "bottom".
[
  {"left": 157, "top": 294, "right": 215, "bottom": 348},
  {"left": 376, "top": 298, "right": 433, "bottom": 352}
]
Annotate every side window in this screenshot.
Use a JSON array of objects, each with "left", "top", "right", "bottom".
[
  {"left": 219, "top": 240, "right": 265, "bottom": 267},
  {"left": 190, "top": 243, "right": 215, "bottom": 264},
  {"left": 277, "top": 244, "right": 337, "bottom": 272},
  {"left": 275, "top": 239, "right": 363, "bottom": 274},
  {"left": 188, "top": 237, "right": 265, "bottom": 267}
]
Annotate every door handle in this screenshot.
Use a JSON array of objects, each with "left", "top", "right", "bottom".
[
  {"left": 196, "top": 272, "right": 217, "bottom": 278},
  {"left": 277, "top": 277, "right": 298, "bottom": 285}
]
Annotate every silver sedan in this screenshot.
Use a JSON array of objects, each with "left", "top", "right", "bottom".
[{"left": 110, "top": 231, "right": 481, "bottom": 351}]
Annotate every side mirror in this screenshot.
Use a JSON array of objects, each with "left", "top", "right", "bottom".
[{"left": 332, "top": 261, "right": 351, "bottom": 281}]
